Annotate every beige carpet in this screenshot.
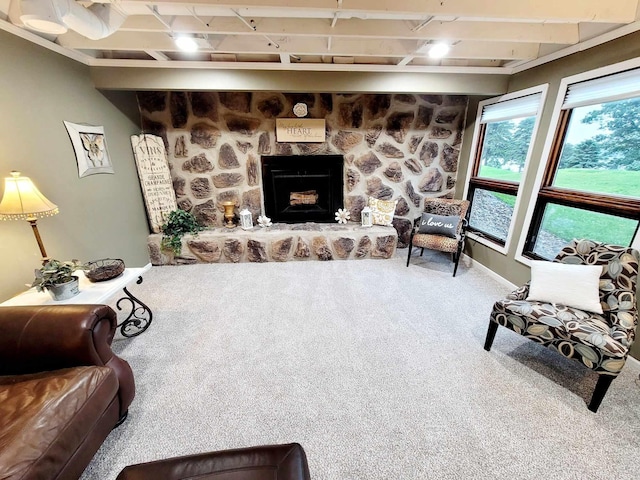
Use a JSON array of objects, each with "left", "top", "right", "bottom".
[{"left": 82, "top": 251, "right": 640, "bottom": 480}]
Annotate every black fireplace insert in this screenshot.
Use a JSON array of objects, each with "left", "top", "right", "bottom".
[{"left": 261, "top": 155, "right": 344, "bottom": 223}]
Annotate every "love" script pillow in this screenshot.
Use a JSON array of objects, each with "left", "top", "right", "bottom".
[{"left": 418, "top": 213, "right": 459, "bottom": 238}]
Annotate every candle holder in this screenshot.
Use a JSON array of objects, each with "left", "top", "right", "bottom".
[{"left": 222, "top": 201, "right": 236, "bottom": 228}]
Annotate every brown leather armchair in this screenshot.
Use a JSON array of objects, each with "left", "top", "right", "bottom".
[{"left": 0, "top": 304, "right": 135, "bottom": 480}]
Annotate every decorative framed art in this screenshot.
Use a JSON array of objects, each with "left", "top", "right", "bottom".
[{"left": 63, "top": 121, "right": 115, "bottom": 177}]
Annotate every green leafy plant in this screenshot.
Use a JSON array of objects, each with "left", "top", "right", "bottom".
[
  {"left": 161, "top": 209, "right": 203, "bottom": 254},
  {"left": 32, "top": 259, "right": 86, "bottom": 292}
]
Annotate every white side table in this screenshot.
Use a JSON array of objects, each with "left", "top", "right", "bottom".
[{"left": 0, "top": 264, "right": 153, "bottom": 337}]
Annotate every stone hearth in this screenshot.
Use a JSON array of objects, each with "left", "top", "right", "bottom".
[{"left": 148, "top": 223, "right": 397, "bottom": 265}]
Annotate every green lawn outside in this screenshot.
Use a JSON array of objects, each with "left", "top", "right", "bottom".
[
  {"left": 480, "top": 166, "right": 640, "bottom": 197},
  {"left": 478, "top": 166, "right": 640, "bottom": 243}
]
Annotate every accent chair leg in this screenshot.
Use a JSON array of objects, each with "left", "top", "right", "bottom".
[
  {"left": 453, "top": 240, "right": 464, "bottom": 277},
  {"left": 452, "top": 251, "right": 460, "bottom": 277},
  {"left": 406, "top": 240, "right": 413, "bottom": 267},
  {"left": 420, "top": 248, "right": 424, "bottom": 256},
  {"left": 484, "top": 321, "right": 499, "bottom": 351},
  {"left": 588, "top": 375, "right": 615, "bottom": 413}
]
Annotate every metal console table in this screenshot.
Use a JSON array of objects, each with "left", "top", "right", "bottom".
[{"left": 0, "top": 264, "right": 153, "bottom": 337}]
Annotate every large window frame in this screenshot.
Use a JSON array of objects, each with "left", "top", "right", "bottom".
[
  {"left": 517, "top": 58, "right": 640, "bottom": 263},
  {"left": 463, "top": 85, "right": 548, "bottom": 254}
]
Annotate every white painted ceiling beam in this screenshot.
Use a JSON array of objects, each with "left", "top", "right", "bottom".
[
  {"left": 115, "top": 0, "right": 639, "bottom": 23},
  {"left": 57, "top": 30, "right": 540, "bottom": 60},
  {"left": 119, "top": 16, "right": 579, "bottom": 44},
  {"left": 144, "top": 49, "right": 171, "bottom": 60}
]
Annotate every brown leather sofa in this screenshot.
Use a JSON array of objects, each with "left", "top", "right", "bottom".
[
  {"left": 0, "top": 304, "right": 135, "bottom": 480},
  {"left": 116, "top": 443, "right": 311, "bottom": 480}
]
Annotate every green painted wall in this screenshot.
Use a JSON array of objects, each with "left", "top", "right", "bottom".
[
  {"left": 456, "top": 31, "right": 640, "bottom": 359},
  {"left": 0, "top": 30, "right": 150, "bottom": 302}
]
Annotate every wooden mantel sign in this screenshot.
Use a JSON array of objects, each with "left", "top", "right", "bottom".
[
  {"left": 276, "top": 118, "right": 326, "bottom": 143},
  {"left": 131, "top": 134, "right": 177, "bottom": 233}
]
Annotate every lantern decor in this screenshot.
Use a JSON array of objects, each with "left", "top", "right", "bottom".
[
  {"left": 221, "top": 201, "right": 236, "bottom": 228},
  {"left": 239, "top": 208, "right": 253, "bottom": 230},
  {"left": 361, "top": 206, "right": 372, "bottom": 227}
]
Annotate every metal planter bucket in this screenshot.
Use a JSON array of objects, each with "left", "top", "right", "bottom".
[{"left": 47, "top": 276, "right": 80, "bottom": 301}]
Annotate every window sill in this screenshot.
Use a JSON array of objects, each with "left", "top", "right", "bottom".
[
  {"left": 466, "top": 232, "right": 509, "bottom": 255},
  {"left": 514, "top": 252, "right": 533, "bottom": 268}
]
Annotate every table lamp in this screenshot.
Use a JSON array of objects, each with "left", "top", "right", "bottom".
[{"left": 0, "top": 171, "right": 59, "bottom": 262}]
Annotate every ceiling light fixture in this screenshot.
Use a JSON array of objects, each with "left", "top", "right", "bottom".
[
  {"left": 174, "top": 35, "right": 199, "bottom": 52},
  {"left": 428, "top": 42, "right": 450, "bottom": 59},
  {"left": 20, "top": 0, "right": 67, "bottom": 34},
  {"left": 18, "top": 0, "right": 127, "bottom": 39}
]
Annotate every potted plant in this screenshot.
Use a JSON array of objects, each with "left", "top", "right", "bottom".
[
  {"left": 32, "top": 259, "right": 86, "bottom": 301},
  {"left": 161, "top": 209, "right": 203, "bottom": 255}
]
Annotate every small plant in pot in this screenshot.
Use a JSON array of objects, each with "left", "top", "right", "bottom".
[
  {"left": 161, "top": 209, "right": 203, "bottom": 255},
  {"left": 32, "top": 259, "right": 86, "bottom": 301}
]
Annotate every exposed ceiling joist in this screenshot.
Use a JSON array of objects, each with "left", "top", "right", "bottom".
[
  {"left": 0, "top": 0, "right": 638, "bottom": 76},
  {"left": 58, "top": 29, "right": 541, "bottom": 61},
  {"left": 118, "top": 17, "right": 580, "bottom": 44},
  {"left": 118, "top": 0, "right": 639, "bottom": 23}
]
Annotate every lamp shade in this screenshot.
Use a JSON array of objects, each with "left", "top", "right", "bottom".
[{"left": 0, "top": 171, "right": 59, "bottom": 220}]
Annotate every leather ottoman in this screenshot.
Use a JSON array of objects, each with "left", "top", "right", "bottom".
[{"left": 116, "top": 443, "right": 311, "bottom": 480}]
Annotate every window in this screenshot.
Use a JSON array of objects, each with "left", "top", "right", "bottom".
[
  {"left": 521, "top": 65, "right": 640, "bottom": 260},
  {"left": 464, "top": 87, "right": 546, "bottom": 251}
]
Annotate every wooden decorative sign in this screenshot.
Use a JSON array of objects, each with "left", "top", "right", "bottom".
[
  {"left": 131, "top": 134, "right": 177, "bottom": 233},
  {"left": 276, "top": 118, "right": 326, "bottom": 143}
]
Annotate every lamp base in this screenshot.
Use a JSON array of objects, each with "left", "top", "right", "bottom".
[{"left": 28, "top": 218, "right": 49, "bottom": 263}]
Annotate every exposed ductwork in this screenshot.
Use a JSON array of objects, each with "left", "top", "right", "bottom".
[{"left": 10, "top": 0, "right": 126, "bottom": 40}]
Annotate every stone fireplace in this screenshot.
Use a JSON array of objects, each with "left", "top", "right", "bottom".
[
  {"left": 137, "top": 91, "right": 469, "bottom": 249},
  {"left": 261, "top": 155, "right": 344, "bottom": 223}
]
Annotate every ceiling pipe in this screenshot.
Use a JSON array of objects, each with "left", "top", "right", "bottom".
[{"left": 12, "top": 0, "right": 126, "bottom": 40}]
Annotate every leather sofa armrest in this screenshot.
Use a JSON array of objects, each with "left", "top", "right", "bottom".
[
  {"left": 0, "top": 304, "right": 134, "bottom": 416},
  {"left": 116, "top": 443, "right": 311, "bottom": 480}
]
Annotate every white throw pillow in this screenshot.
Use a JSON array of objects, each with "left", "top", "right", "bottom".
[{"left": 526, "top": 261, "right": 603, "bottom": 314}]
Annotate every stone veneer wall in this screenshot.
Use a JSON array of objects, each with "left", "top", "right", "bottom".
[{"left": 137, "top": 92, "right": 468, "bottom": 247}]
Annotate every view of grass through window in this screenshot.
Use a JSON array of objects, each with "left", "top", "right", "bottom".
[
  {"left": 471, "top": 95, "right": 640, "bottom": 257},
  {"left": 469, "top": 117, "right": 534, "bottom": 243},
  {"left": 482, "top": 166, "right": 640, "bottom": 257}
]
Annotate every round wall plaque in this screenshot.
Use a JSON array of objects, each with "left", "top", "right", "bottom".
[{"left": 293, "top": 102, "right": 308, "bottom": 117}]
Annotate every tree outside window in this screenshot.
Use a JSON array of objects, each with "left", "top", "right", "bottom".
[
  {"left": 465, "top": 90, "right": 543, "bottom": 249},
  {"left": 524, "top": 73, "right": 640, "bottom": 260}
]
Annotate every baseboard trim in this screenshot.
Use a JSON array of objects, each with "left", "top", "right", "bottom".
[
  {"left": 462, "top": 253, "right": 517, "bottom": 290},
  {"left": 627, "top": 356, "right": 640, "bottom": 367}
]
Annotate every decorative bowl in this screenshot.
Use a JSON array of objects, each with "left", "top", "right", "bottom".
[{"left": 85, "top": 259, "right": 125, "bottom": 282}]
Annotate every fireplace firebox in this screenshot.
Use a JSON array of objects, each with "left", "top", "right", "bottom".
[{"left": 261, "top": 155, "right": 344, "bottom": 223}]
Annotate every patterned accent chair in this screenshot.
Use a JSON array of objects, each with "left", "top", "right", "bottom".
[
  {"left": 406, "top": 198, "right": 470, "bottom": 276},
  {"left": 484, "top": 240, "right": 639, "bottom": 412}
]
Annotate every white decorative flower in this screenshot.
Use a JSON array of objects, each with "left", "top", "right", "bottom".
[
  {"left": 335, "top": 208, "right": 351, "bottom": 224},
  {"left": 257, "top": 215, "right": 272, "bottom": 227}
]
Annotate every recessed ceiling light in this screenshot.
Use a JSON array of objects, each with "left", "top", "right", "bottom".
[
  {"left": 174, "top": 35, "right": 199, "bottom": 52},
  {"left": 428, "top": 43, "right": 450, "bottom": 59}
]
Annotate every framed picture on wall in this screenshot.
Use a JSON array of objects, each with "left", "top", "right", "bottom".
[{"left": 63, "top": 121, "right": 115, "bottom": 178}]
